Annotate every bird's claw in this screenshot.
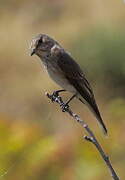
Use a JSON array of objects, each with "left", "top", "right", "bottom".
[
  {"left": 60, "top": 103, "right": 69, "bottom": 112},
  {"left": 53, "top": 91, "right": 59, "bottom": 97},
  {"left": 51, "top": 91, "right": 59, "bottom": 102}
]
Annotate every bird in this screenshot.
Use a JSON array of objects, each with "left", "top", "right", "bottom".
[{"left": 30, "top": 34, "right": 107, "bottom": 135}]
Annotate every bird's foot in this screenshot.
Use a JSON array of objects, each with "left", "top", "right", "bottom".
[
  {"left": 60, "top": 102, "right": 69, "bottom": 112},
  {"left": 53, "top": 90, "right": 59, "bottom": 97},
  {"left": 50, "top": 91, "right": 60, "bottom": 102}
]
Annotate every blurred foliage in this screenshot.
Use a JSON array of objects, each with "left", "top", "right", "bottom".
[
  {"left": 0, "top": 0, "right": 125, "bottom": 179},
  {"left": 71, "top": 29, "right": 125, "bottom": 96}
]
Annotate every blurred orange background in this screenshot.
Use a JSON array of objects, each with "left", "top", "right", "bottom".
[{"left": 0, "top": 0, "right": 125, "bottom": 179}]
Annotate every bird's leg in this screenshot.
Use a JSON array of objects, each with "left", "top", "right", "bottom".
[
  {"left": 53, "top": 89, "right": 66, "bottom": 96},
  {"left": 61, "top": 94, "right": 76, "bottom": 112},
  {"left": 51, "top": 89, "right": 66, "bottom": 102}
]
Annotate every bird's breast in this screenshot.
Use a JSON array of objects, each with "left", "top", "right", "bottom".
[{"left": 46, "top": 62, "right": 76, "bottom": 93}]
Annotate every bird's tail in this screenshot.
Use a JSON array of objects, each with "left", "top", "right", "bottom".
[
  {"left": 90, "top": 105, "right": 108, "bottom": 135},
  {"left": 79, "top": 98, "right": 107, "bottom": 135}
]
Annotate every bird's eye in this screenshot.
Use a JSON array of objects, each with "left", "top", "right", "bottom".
[{"left": 38, "top": 39, "right": 43, "bottom": 44}]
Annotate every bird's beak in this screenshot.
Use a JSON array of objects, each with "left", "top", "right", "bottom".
[{"left": 30, "top": 48, "right": 36, "bottom": 56}]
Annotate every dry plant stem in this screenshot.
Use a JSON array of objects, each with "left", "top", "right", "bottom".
[{"left": 46, "top": 92, "right": 120, "bottom": 180}]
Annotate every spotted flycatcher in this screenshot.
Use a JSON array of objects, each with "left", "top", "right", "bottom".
[{"left": 30, "top": 34, "right": 107, "bottom": 135}]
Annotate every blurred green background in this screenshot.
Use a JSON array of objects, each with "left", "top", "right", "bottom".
[{"left": 0, "top": 0, "right": 125, "bottom": 179}]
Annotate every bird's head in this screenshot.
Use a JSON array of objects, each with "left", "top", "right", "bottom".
[{"left": 30, "top": 34, "right": 59, "bottom": 57}]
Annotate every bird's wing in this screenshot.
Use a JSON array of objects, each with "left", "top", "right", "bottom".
[
  {"left": 57, "top": 51, "right": 94, "bottom": 100},
  {"left": 57, "top": 51, "right": 107, "bottom": 135}
]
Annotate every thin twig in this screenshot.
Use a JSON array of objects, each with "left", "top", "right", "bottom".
[{"left": 45, "top": 92, "right": 120, "bottom": 180}]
